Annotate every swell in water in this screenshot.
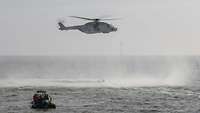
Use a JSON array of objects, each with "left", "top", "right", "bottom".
[{"left": 0, "top": 56, "right": 199, "bottom": 87}]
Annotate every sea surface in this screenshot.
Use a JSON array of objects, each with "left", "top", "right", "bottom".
[
  {"left": 1, "top": 56, "right": 200, "bottom": 113},
  {"left": 1, "top": 85, "right": 200, "bottom": 113}
]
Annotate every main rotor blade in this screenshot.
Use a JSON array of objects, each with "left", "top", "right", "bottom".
[
  {"left": 100, "top": 18, "right": 121, "bottom": 21},
  {"left": 69, "top": 16, "right": 94, "bottom": 21}
]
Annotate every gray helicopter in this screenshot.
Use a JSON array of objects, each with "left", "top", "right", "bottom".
[{"left": 58, "top": 16, "right": 118, "bottom": 34}]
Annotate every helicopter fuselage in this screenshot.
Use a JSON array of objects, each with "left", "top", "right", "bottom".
[
  {"left": 79, "top": 22, "right": 117, "bottom": 34},
  {"left": 58, "top": 22, "right": 117, "bottom": 34}
]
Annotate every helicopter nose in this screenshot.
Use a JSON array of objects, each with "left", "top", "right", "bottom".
[{"left": 113, "top": 27, "right": 117, "bottom": 31}]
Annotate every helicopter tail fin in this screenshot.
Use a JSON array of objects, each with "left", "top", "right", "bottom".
[{"left": 58, "top": 22, "right": 67, "bottom": 31}]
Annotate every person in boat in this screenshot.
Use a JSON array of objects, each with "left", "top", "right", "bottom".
[
  {"left": 41, "top": 93, "right": 52, "bottom": 107},
  {"left": 33, "top": 94, "right": 38, "bottom": 102}
]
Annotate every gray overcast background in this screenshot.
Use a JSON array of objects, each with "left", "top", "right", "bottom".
[{"left": 1, "top": 0, "right": 200, "bottom": 56}]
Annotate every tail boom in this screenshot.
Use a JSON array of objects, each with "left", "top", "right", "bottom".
[{"left": 58, "top": 22, "right": 80, "bottom": 31}]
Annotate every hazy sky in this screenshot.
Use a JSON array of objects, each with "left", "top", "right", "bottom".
[{"left": 1, "top": 0, "right": 200, "bottom": 55}]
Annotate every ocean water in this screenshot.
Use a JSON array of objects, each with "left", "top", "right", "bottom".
[
  {"left": 0, "top": 56, "right": 200, "bottom": 113},
  {"left": 1, "top": 86, "right": 200, "bottom": 113}
]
